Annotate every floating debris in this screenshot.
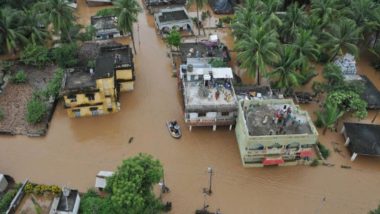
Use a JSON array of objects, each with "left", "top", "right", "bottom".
[{"left": 128, "top": 137, "right": 134, "bottom": 144}]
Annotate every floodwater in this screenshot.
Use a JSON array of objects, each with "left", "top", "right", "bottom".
[{"left": 1, "top": 0, "right": 380, "bottom": 213}]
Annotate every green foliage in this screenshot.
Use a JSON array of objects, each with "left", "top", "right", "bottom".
[
  {"left": 317, "top": 142, "right": 330, "bottom": 159},
  {"left": 220, "top": 16, "right": 232, "bottom": 24},
  {"left": 325, "top": 91, "right": 368, "bottom": 119},
  {"left": 209, "top": 58, "right": 227, "bottom": 68},
  {"left": 11, "top": 70, "right": 27, "bottom": 84},
  {"left": 310, "top": 159, "right": 319, "bottom": 167},
  {"left": 0, "top": 189, "right": 18, "bottom": 212},
  {"left": 52, "top": 43, "right": 78, "bottom": 68},
  {"left": 315, "top": 102, "right": 344, "bottom": 134},
  {"left": 45, "top": 68, "right": 64, "bottom": 98},
  {"left": 369, "top": 203, "right": 380, "bottom": 214},
  {"left": 166, "top": 30, "right": 181, "bottom": 49},
  {"left": 25, "top": 183, "right": 61, "bottom": 195},
  {"left": 106, "top": 153, "right": 164, "bottom": 213},
  {"left": 0, "top": 107, "right": 4, "bottom": 121},
  {"left": 20, "top": 44, "right": 51, "bottom": 67},
  {"left": 26, "top": 96, "right": 47, "bottom": 124},
  {"left": 77, "top": 25, "right": 96, "bottom": 42},
  {"left": 80, "top": 189, "right": 114, "bottom": 214},
  {"left": 96, "top": 8, "right": 115, "bottom": 17},
  {"left": 322, "top": 63, "right": 343, "bottom": 84}
]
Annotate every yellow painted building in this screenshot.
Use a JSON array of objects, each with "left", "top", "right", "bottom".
[{"left": 62, "top": 45, "right": 135, "bottom": 118}]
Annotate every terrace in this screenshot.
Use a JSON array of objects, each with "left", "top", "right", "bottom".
[
  {"left": 179, "top": 38, "right": 230, "bottom": 63},
  {"left": 242, "top": 100, "right": 314, "bottom": 136},
  {"left": 183, "top": 67, "right": 237, "bottom": 112},
  {"left": 91, "top": 16, "right": 122, "bottom": 40},
  {"left": 154, "top": 7, "right": 192, "bottom": 33}
]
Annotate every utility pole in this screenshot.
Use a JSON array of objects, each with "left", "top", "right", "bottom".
[{"left": 203, "top": 167, "right": 213, "bottom": 195}]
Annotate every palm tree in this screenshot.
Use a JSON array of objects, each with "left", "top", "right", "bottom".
[
  {"left": 279, "top": 3, "right": 308, "bottom": 43},
  {"left": 267, "top": 45, "right": 303, "bottom": 90},
  {"left": 112, "top": 0, "right": 142, "bottom": 54},
  {"left": 322, "top": 63, "right": 343, "bottom": 84},
  {"left": 291, "top": 29, "right": 320, "bottom": 71},
  {"left": 321, "top": 18, "right": 362, "bottom": 60},
  {"left": 316, "top": 102, "right": 344, "bottom": 135},
  {"left": 0, "top": 8, "right": 28, "bottom": 53},
  {"left": 235, "top": 25, "right": 280, "bottom": 85},
  {"left": 310, "top": 0, "right": 342, "bottom": 29},
  {"left": 33, "top": 0, "right": 75, "bottom": 42},
  {"left": 22, "top": 9, "right": 48, "bottom": 45},
  {"left": 232, "top": 6, "right": 257, "bottom": 40},
  {"left": 188, "top": 0, "right": 207, "bottom": 36}
]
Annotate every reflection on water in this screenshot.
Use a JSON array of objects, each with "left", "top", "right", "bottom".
[{"left": 1, "top": 0, "right": 380, "bottom": 213}]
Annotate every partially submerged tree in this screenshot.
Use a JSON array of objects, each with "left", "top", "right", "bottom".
[
  {"left": 315, "top": 102, "right": 343, "bottom": 134},
  {"left": 325, "top": 90, "right": 368, "bottom": 119},
  {"left": 166, "top": 29, "right": 181, "bottom": 51},
  {"left": 235, "top": 24, "right": 280, "bottom": 85},
  {"left": 106, "top": 153, "right": 164, "bottom": 213}
]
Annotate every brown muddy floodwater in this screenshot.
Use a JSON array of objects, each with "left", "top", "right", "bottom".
[{"left": 1, "top": 1, "right": 380, "bottom": 213}]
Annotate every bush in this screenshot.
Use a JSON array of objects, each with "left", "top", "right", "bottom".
[
  {"left": 220, "top": 16, "right": 232, "bottom": 24},
  {"left": 209, "top": 58, "right": 227, "bottom": 67},
  {"left": 95, "top": 8, "right": 114, "bottom": 16},
  {"left": 20, "top": 44, "right": 51, "bottom": 67},
  {"left": 26, "top": 96, "right": 47, "bottom": 124},
  {"left": 11, "top": 70, "right": 27, "bottom": 84},
  {"left": 52, "top": 43, "right": 78, "bottom": 68},
  {"left": 317, "top": 142, "right": 330, "bottom": 159},
  {"left": 0, "top": 189, "right": 18, "bottom": 212},
  {"left": 77, "top": 25, "right": 96, "bottom": 42},
  {"left": 46, "top": 69, "right": 64, "bottom": 98},
  {"left": 24, "top": 183, "right": 61, "bottom": 196},
  {"left": 310, "top": 159, "right": 319, "bottom": 167},
  {"left": 0, "top": 107, "right": 4, "bottom": 121}
]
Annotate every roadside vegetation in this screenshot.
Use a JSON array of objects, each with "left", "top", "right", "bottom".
[{"left": 80, "top": 154, "right": 167, "bottom": 214}]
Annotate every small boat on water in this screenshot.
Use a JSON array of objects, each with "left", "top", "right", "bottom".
[{"left": 166, "top": 121, "right": 181, "bottom": 139}]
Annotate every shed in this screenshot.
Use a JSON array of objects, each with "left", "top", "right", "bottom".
[
  {"left": 95, "top": 171, "right": 114, "bottom": 189},
  {"left": 342, "top": 122, "right": 380, "bottom": 161}
]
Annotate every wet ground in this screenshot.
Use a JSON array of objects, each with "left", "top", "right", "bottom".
[{"left": 1, "top": 0, "right": 380, "bottom": 213}]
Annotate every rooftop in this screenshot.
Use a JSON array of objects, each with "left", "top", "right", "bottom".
[
  {"left": 157, "top": 8, "right": 189, "bottom": 23},
  {"left": 91, "top": 15, "right": 118, "bottom": 32},
  {"left": 344, "top": 122, "right": 380, "bottom": 156},
  {"left": 359, "top": 75, "right": 380, "bottom": 109},
  {"left": 63, "top": 68, "right": 96, "bottom": 92},
  {"left": 183, "top": 67, "right": 237, "bottom": 112},
  {"left": 145, "top": 0, "right": 187, "bottom": 7},
  {"left": 94, "top": 45, "right": 133, "bottom": 79},
  {"left": 241, "top": 99, "right": 315, "bottom": 136},
  {"left": 179, "top": 42, "right": 229, "bottom": 63}
]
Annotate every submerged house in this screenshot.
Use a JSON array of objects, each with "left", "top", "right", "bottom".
[
  {"left": 235, "top": 99, "right": 318, "bottom": 167},
  {"left": 179, "top": 63, "right": 238, "bottom": 131},
  {"left": 341, "top": 123, "right": 380, "bottom": 161},
  {"left": 91, "top": 16, "right": 123, "bottom": 40},
  {"left": 154, "top": 7, "right": 192, "bottom": 34},
  {"left": 62, "top": 45, "right": 135, "bottom": 118}
]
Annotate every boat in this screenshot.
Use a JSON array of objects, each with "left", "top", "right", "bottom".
[{"left": 166, "top": 121, "right": 181, "bottom": 139}]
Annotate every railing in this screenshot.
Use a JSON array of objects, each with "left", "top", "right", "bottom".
[{"left": 6, "top": 179, "right": 28, "bottom": 214}]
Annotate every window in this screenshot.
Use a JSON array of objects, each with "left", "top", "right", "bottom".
[
  {"left": 247, "top": 144, "right": 264, "bottom": 151},
  {"left": 72, "top": 109, "right": 80, "bottom": 117},
  {"left": 267, "top": 143, "right": 282, "bottom": 149},
  {"left": 198, "top": 112, "right": 206, "bottom": 117},
  {"left": 86, "top": 93, "right": 95, "bottom": 101},
  {"left": 221, "top": 112, "right": 229, "bottom": 116},
  {"left": 68, "top": 94, "right": 77, "bottom": 102},
  {"left": 90, "top": 107, "right": 98, "bottom": 116},
  {"left": 286, "top": 142, "right": 300, "bottom": 149},
  {"left": 301, "top": 144, "right": 313, "bottom": 148}
]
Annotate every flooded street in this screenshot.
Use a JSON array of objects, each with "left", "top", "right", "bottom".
[{"left": 1, "top": 0, "right": 380, "bottom": 213}]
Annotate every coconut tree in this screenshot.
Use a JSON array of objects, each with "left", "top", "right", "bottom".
[
  {"left": 188, "top": 0, "right": 207, "bottom": 36},
  {"left": 291, "top": 29, "right": 320, "bottom": 71},
  {"left": 235, "top": 25, "right": 280, "bottom": 85},
  {"left": 316, "top": 102, "right": 344, "bottom": 135},
  {"left": 22, "top": 9, "right": 48, "bottom": 45},
  {"left": 279, "top": 3, "right": 308, "bottom": 43},
  {"left": 33, "top": 0, "right": 75, "bottom": 42},
  {"left": 310, "top": 0, "right": 342, "bottom": 29},
  {"left": 321, "top": 18, "right": 362, "bottom": 61},
  {"left": 322, "top": 63, "right": 343, "bottom": 84},
  {"left": 232, "top": 6, "right": 257, "bottom": 40},
  {"left": 0, "top": 8, "right": 28, "bottom": 53},
  {"left": 267, "top": 45, "right": 303, "bottom": 90},
  {"left": 111, "top": 0, "right": 142, "bottom": 54}
]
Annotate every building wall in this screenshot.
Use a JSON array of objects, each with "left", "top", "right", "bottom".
[
  {"left": 235, "top": 99, "right": 318, "bottom": 167},
  {"left": 185, "top": 111, "right": 236, "bottom": 126},
  {"left": 116, "top": 69, "right": 134, "bottom": 92}
]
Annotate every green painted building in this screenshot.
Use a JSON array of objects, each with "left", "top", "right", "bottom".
[{"left": 235, "top": 99, "right": 318, "bottom": 167}]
